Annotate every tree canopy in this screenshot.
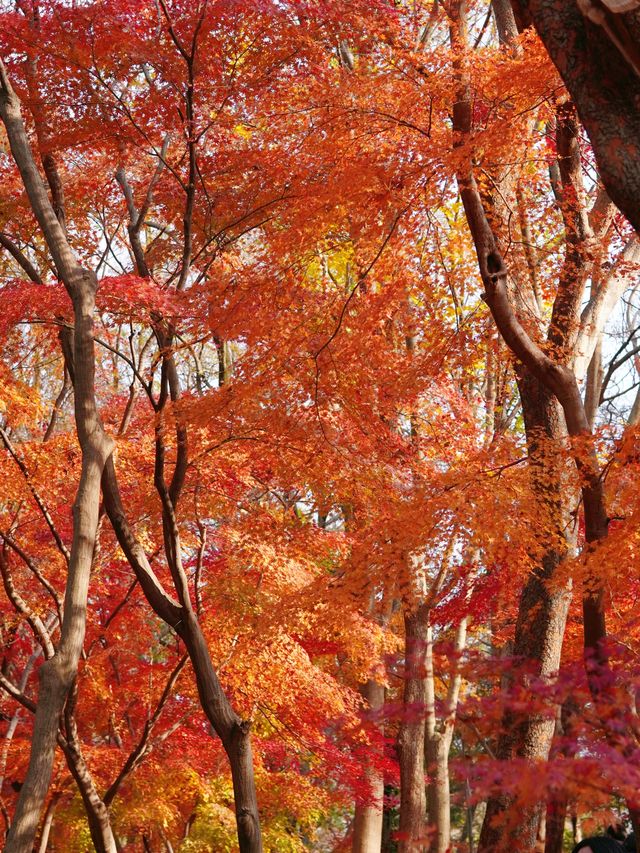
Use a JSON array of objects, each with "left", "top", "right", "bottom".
[{"left": 1, "top": 1, "right": 640, "bottom": 852}]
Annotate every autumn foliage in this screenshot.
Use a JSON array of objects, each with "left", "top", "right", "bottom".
[{"left": 1, "top": 1, "right": 640, "bottom": 852}]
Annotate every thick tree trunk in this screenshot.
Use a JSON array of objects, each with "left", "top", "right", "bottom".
[
  {"left": 397, "top": 608, "right": 429, "bottom": 853},
  {"left": 352, "top": 680, "right": 385, "bottom": 853},
  {"left": 511, "top": 0, "right": 640, "bottom": 234},
  {"left": 448, "top": 5, "right": 624, "bottom": 843},
  {"left": 476, "top": 318, "right": 573, "bottom": 853}
]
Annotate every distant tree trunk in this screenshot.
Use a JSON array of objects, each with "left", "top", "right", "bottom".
[
  {"left": 545, "top": 793, "right": 568, "bottom": 853},
  {"left": 352, "top": 680, "right": 385, "bottom": 853},
  {"left": 36, "top": 793, "right": 59, "bottom": 853},
  {"left": 544, "top": 703, "right": 570, "bottom": 853},
  {"left": 398, "top": 607, "right": 429, "bottom": 852},
  {"left": 382, "top": 786, "right": 400, "bottom": 853},
  {"left": 425, "top": 615, "right": 468, "bottom": 853},
  {"left": 426, "top": 735, "right": 449, "bottom": 853}
]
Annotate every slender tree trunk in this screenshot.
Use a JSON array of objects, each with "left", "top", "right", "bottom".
[
  {"left": 382, "top": 789, "right": 399, "bottom": 853},
  {"left": 61, "top": 686, "right": 118, "bottom": 853},
  {"left": 425, "top": 736, "right": 449, "bottom": 853},
  {"left": 352, "top": 680, "right": 385, "bottom": 853},
  {"left": 101, "top": 408, "right": 263, "bottom": 853},
  {"left": 584, "top": 338, "right": 603, "bottom": 430},
  {"left": 178, "top": 609, "right": 262, "bottom": 852},
  {"left": 425, "top": 618, "right": 447, "bottom": 853},
  {"left": 398, "top": 608, "right": 429, "bottom": 852},
  {"left": 0, "top": 60, "right": 113, "bottom": 852},
  {"left": 35, "top": 794, "right": 59, "bottom": 853},
  {"left": 110, "top": 161, "right": 262, "bottom": 853},
  {"left": 544, "top": 702, "right": 570, "bottom": 853},
  {"left": 425, "top": 614, "right": 468, "bottom": 853}
]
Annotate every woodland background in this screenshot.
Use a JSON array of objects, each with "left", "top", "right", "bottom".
[{"left": 1, "top": 0, "right": 640, "bottom": 851}]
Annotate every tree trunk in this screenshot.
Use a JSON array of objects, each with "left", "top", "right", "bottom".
[
  {"left": 61, "top": 686, "right": 118, "bottom": 853},
  {"left": 511, "top": 0, "right": 640, "bottom": 234},
  {"left": 0, "top": 61, "right": 114, "bottom": 853},
  {"left": 448, "top": 5, "right": 620, "bottom": 845},
  {"left": 478, "top": 378, "right": 573, "bottom": 852},
  {"left": 35, "top": 794, "right": 59, "bottom": 853},
  {"left": 178, "top": 609, "right": 262, "bottom": 852},
  {"left": 425, "top": 613, "right": 468, "bottom": 853},
  {"left": 398, "top": 608, "right": 429, "bottom": 852},
  {"left": 426, "top": 736, "right": 449, "bottom": 853},
  {"left": 352, "top": 680, "right": 385, "bottom": 853},
  {"left": 109, "top": 162, "right": 263, "bottom": 853},
  {"left": 544, "top": 793, "right": 568, "bottom": 853}
]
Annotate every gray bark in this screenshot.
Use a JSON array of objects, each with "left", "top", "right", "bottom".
[{"left": 0, "top": 58, "right": 113, "bottom": 853}]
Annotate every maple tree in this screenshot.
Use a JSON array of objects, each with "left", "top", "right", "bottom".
[{"left": 1, "top": 1, "right": 640, "bottom": 852}]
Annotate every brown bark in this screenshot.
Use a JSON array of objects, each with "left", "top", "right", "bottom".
[
  {"left": 452, "top": 0, "right": 614, "bottom": 679},
  {"left": 0, "top": 59, "right": 114, "bottom": 853},
  {"left": 109, "top": 159, "right": 263, "bottom": 851},
  {"left": 544, "top": 794, "right": 568, "bottom": 853},
  {"left": 450, "top": 29, "right": 640, "bottom": 850},
  {"left": 478, "top": 402, "right": 572, "bottom": 853},
  {"left": 1, "top": 417, "right": 119, "bottom": 849},
  {"left": 543, "top": 697, "right": 580, "bottom": 853},
  {"left": 511, "top": 0, "right": 640, "bottom": 234},
  {"left": 492, "top": 0, "right": 521, "bottom": 44},
  {"left": 103, "top": 655, "right": 187, "bottom": 808},
  {"left": 456, "top": 156, "right": 609, "bottom": 670},
  {"left": 449, "top": 7, "right": 571, "bottom": 849},
  {"left": 352, "top": 680, "right": 385, "bottom": 853},
  {"left": 397, "top": 607, "right": 429, "bottom": 853},
  {"left": 60, "top": 685, "right": 117, "bottom": 853},
  {"left": 101, "top": 460, "right": 263, "bottom": 852},
  {"left": 0, "top": 233, "right": 42, "bottom": 284},
  {"left": 446, "top": 4, "right": 622, "bottom": 848}
]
